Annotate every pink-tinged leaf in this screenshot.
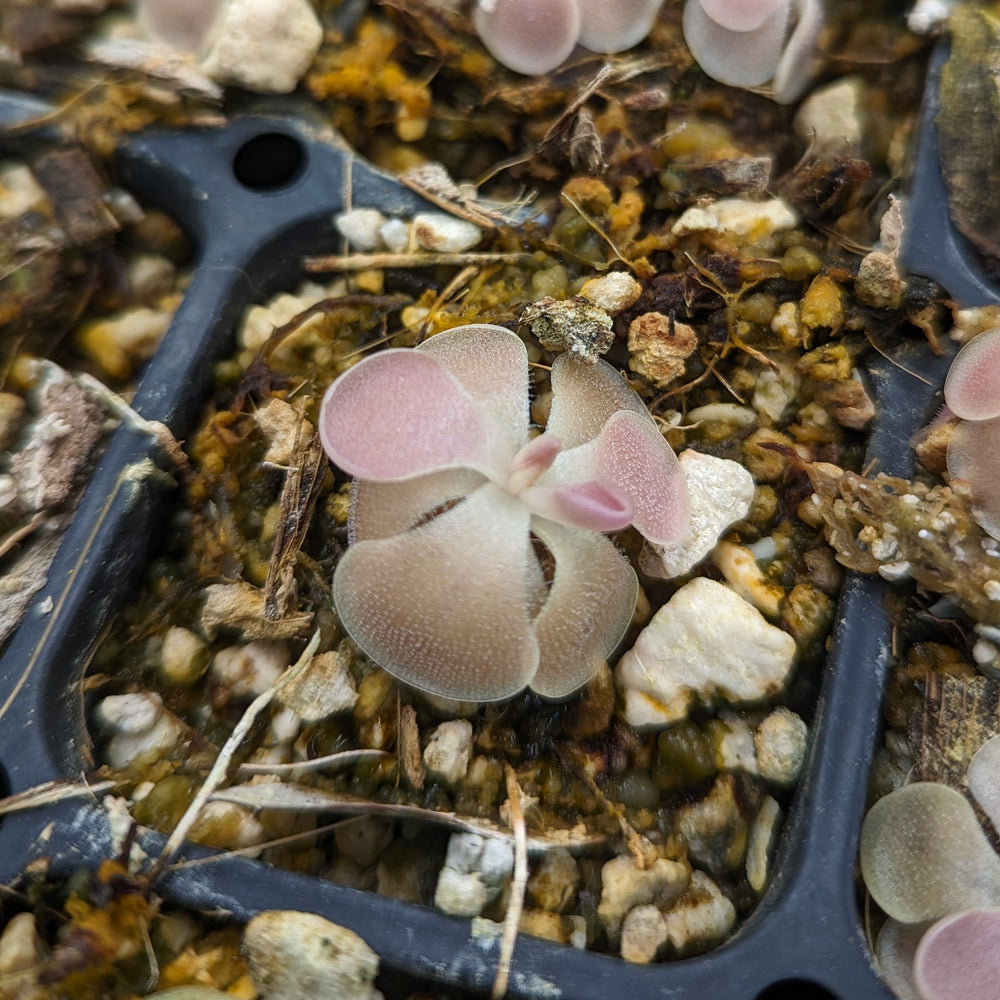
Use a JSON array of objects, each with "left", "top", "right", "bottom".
[
  {"left": 698, "top": 0, "right": 783, "bottom": 32},
  {"left": 947, "top": 416, "right": 1000, "bottom": 540},
  {"left": 944, "top": 328, "right": 1000, "bottom": 420},
  {"left": 507, "top": 433, "right": 561, "bottom": 494},
  {"left": 546, "top": 353, "right": 649, "bottom": 450},
  {"left": 874, "top": 920, "right": 929, "bottom": 1000},
  {"left": 522, "top": 480, "right": 634, "bottom": 532},
  {"left": 914, "top": 910, "right": 1000, "bottom": 1000},
  {"left": 333, "top": 484, "right": 541, "bottom": 702},
  {"left": 595, "top": 411, "right": 689, "bottom": 545},
  {"left": 419, "top": 324, "right": 531, "bottom": 445},
  {"left": 576, "top": 0, "right": 663, "bottom": 52},
  {"left": 968, "top": 735, "right": 1000, "bottom": 832},
  {"left": 472, "top": 0, "right": 580, "bottom": 76},
  {"left": 529, "top": 517, "right": 638, "bottom": 699},
  {"left": 319, "top": 349, "right": 504, "bottom": 482},
  {"left": 682, "top": 0, "right": 789, "bottom": 87},
  {"left": 350, "top": 468, "right": 487, "bottom": 542}
]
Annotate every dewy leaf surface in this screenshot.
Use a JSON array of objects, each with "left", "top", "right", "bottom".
[
  {"left": 528, "top": 517, "right": 637, "bottom": 699},
  {"left": 859, "top": 783, "right": 1000, "bottom": 923},
  {"left": 333, "top": 484, "right": 541, "bottom": 701}
]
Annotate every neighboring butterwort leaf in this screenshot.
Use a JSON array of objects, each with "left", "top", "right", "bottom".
[
  {"left": 947, "top": 416, "right": 1000, "bottom": 539},
  {"left": 333, "top": 484, "right": 541, "bottom": 702},
  {"left": 914, "top": 910, "right": 1000, "bottom": 1000},
  {"left": 943, "top": 327, "right": 1000, "bottom": 421},
  {"left": 859, "top": 782, "right": 1000, "bottom": 924},
  {"left": 874, "top": 919, "right": 927, "bottom": 1000},
  {"left": 682, "top": 0, "right": 790, "bottom": 88},
  {"left": 529, "top": 517, "right": 638, "bottom": 699},
  {"left": 967, "top": 733, "right": 1000, "bottom": 830}
]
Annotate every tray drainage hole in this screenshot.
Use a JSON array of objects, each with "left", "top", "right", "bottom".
[
  {"left": 232, "top": 132, "right": 306, "bottom": 191},
  {"left": 756, "top": 981, "right": 840, "bottom": 1000}
]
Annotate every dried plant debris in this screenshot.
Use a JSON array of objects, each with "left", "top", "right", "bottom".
[{"left": 801, "top": 463, "right": 1000, "bottom": 627}]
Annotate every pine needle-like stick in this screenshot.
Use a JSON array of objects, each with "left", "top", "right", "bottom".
[{"left": 493, "top": 765, "right": 529, "bottom": 1000}]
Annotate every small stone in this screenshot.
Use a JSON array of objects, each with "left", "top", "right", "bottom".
[
  {"left": 579, "top": 271, "right": 642, "bottom": 314},
  {"left": 793, "top": 77, "right": 865, "bottom": 158},
  {"left": 379, "top": 217, "right": 410, "bottom": 253},
  {"left": 677, "top": 775, "right": 749, "bottom": 876},
  {"left": 211, "top": 640, "right": 288, "bottom": 697},
  {"left": 75, "top": 306, "right": 174, "bottom": 380},
  {"left": 94, "top": 692, "right": 184, "bottom": 768},
  {"left": 856, "top": 250, "right": 905, "bottom": 310},
  {"left": 201, "top": 0, "right": 323, "bottom": 94},
  {"left": 0, "top": 912, "right": 43, "bottom": 997},
  {"left": 627, "top": 313, "right": 698, "bottom": 387},
  {"left": 190, "top": 800, "right": 266, "bottom": 851},
  {"left": 0, "top": 391, "right": 26, "bottom": 453},
  {"left": 279, "top": 648, "right": 358, "bottom": 721},
  {"left": 746, "top": 795, "right": 782, "bottom": 893},
  {"left": 518, "top": 910, "right": 587, "bottom": 946},
  {"left": 423, "top": 719, "right": 473, "bottom": 786},
  {"left": 755, "top": 707, "right": 808, "bottom": 788},
  {"left": 0, "top": 162, "right": 48, "bottom": 219},
  {"left": 751, "top": 353, "right": 802, "bottom": 422},
  {"left": 596, "top": 855, "right": 689, "bottom": 941},
  {"left": 711, "top": 539, "right": 784, "bottom": 618},
  {"left": 254, "top": 397, "right": 310, "bottom": 466},
  {"left": 412, "top": 212, "right": 482, "bottom": 252},
  {"left": 335, "top": 208, "right": 387, "bottom": 252},
  {"left": 434, "top": 833, "right": 513, "bottom": 917},
  {"left": 671, "top": 197, "right": 797, "bottom": 241},
  {"left": 619, "top": 904, "right": 668, "bottom": 963},
  {"left": 641, "top": 450, "right": 755, "bottom": 579},
  {"left": 159, "top": 625, "right": 210, "bottom": 685},
  {"left": 243, "top": 910, "right": 381, "bottom": 1000},
  {"left": 125, "top": 252, "right": 177, "bottom": 303},
  {"left": 526, "top": 847, "right": 580, "bottom": 914},
  {"left": 660, "top": 871, "right": 737, "bottom": 957},
  {"left": 335, "top": 816, "right": 394, "bottom": 868},
  {"left": 616, "top": 578, "right": 797, "bottom": 729},
  {"left": 520, "top": 295, "right": 614, "bottom": 361}
]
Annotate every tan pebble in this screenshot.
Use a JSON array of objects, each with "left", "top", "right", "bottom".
[
  {"left": 627, "top": 313, "right": 697, "bottom": 387},
  {"left": 746, "top": 795, "right": 782, "bottom": 893},
  {"left": 660, "top": 871, "right": 737, "bottom": 956},
  {"left": 620, "top": 904, "right": 668, "bottom": 963},
  {"left": 711, "top": 539, "right": 783, "bottom": 618},
  {"left": 580, "top": 271, "right": 642, "bottom": 314},
  {"left": 243, "top": 910, "right": 380, "bottom": 1000},
  {"left": 413, "top": 212, "right": 482, "bottom": 252}
]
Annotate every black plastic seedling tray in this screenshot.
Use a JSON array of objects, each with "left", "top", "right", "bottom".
[{"left": 0, "top": 42, "right": 990, "bottom": 999}]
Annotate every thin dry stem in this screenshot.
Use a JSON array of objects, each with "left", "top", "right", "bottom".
[
  {"left": 157, "top": 629, "right": 321, "bottom": 868},
  {"left": 493, "top": 765, "right": 528, "bottom": 1000}
]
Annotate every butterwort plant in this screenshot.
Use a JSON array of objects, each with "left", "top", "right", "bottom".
[
  {"left": 682, "top": 0, "right": 824, "bottom": 103},
  {"left": 319, "top": 323, "right": 689, "bottom": 702}
]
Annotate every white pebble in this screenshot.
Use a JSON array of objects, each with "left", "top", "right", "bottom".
[
  {"left": 754, "top": 707, "right": 808, "bottom": 788},
  {"left": 279, "top": 649, "right": 357, "bottom": 721},
  {"left": 671, "top": 197, "right": 797, "bottom": 239},
  {"left": 95, "top": 692, "right": 184, "bottom": 768},
  {"left": 159, "top": 625, "right": 210, "bottom": 685},
  {"left": 423, "top": 719, "right": 473, "bottom": 786},
  {"left": 211, "top": 640, "right": 288, "bottom": 697},
  {"left": 335, "top": 208, "right": 387, "bottom": 252},
  {"left": 434, "top": 833, "right": 513, "bottom": 917},
  {"left": 579, "top": 271, "right": 643, "bottom": 314},
  {"left": 201, "top": 0, "right": 323, "bottom": 94},
  {"left": 379, "top": 217, "right": 411, "bottom": 253},
  {"left": 413, "top": 212, "right": 482, "bottom": 252},
  {"left": 793, "top": 77, "right": 865, "bottom": 158},
  {"left": 641, "top": 450, "right": 755, "bottom": 579},
  {"left": 596, "top": 855, "right": 689, "bottom": 940},
  {"left": 660, "top": 871, "right": 737, "bottom": 956},
  {"left": 615, "top": 578, "right": 797, "bottom": 729}
]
